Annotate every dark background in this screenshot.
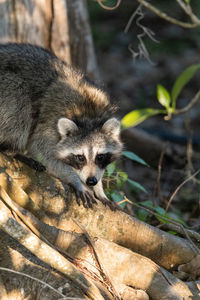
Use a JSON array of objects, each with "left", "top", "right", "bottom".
[{"left": 88, "top": 0, "right": 200, "bottom": 226}]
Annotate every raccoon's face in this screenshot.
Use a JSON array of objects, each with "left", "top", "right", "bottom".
[{"left": 56, "top": 117, "right": 122, "bottom": 187}]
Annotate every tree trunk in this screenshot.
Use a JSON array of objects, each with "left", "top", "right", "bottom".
[
  {"left": 65, "top": 0, "right": 100, "bottom": 81},
  {"left": 0, "top": 152, "right": 198, "bottom": 300},
  {"left": 0, "top": 0, "right": 99, "bottom": 81}
]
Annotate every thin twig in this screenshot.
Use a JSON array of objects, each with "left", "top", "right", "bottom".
[
  {"left": 175, "top": 90, "right": 200, "bottom": 115},
  {"left": 185, "top": 115, "right": 200, "bottom": 185},
  {"left": 175, "top": 0, "right": 192, "bottom": 14},
  {"left": 175, "top": 0, "right": 200, "bottom": 24},
  {"left": 0, "top": 186, "right": 104, "bottom": 300},
  {"left": 72, "top": 219, "right": 120, "bottom": 300},
  {"left": 159, "top": 222, "right": 200, "bottom": 243},
  {"left": 185, "top": 115, "right": 194, "bottom": 177},
  {"left": 0, "top": 267, "right": 66, "bottom": 298},
  {"left": 136, "top": 0, "right": 200, "bottom": 28},
  {"left": 0, "top": 184, "right": 111, "bottom": 277},
  {"left": 36, "top": 271, "right": 51, "bottom": 300},
  {"left": 124, "top": 4, "right": 142, "bottom": 33},
  {"left": 97, "top": 0, "right": 121, "bottom": 10},
  {"left": 57, "top": 298, "right": 86, "bottom": 300},
  {"left": 153, "top": 143, "right": 169, "bottom": 204},
  {"left": 121, "top": 197, "right": 199, "bottom": 254},
  {"left": 126, "top": 5, "right": 157, "bottom": 64},
  {"left": 186, "top": 135, "right": 194, "bottom": 178},
  {"left": 165, "top": 169, "right": 200, "bottom": 212},
  {"left": 57, "top": 298, "right": 85, "bottom": 300}
]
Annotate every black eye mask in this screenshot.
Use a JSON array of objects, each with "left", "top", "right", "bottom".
[
  {"left": 95, "top": 153, "right": 112, "bottom": 169},
  {"left": 62, "top": 154, "right": 87, "bottom": 169}
]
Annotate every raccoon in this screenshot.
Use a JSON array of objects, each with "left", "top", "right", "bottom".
[{"left": 0, "top": 43, "right": 122, "bottom": 209}]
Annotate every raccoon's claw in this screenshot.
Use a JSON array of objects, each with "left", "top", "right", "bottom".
[
  {"left": 99, "top": 198, "right": 121, "bottom": 211},
  {"left": 75, "top": 189, "right": 97, "bottom": 209}
]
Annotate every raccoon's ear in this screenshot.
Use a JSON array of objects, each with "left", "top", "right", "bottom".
[
  {"left": 102, "top": 118, "right": 121, "bottom": 137},
  {"left": 57, "top": 118, "right": 78, "bottom": 138}
]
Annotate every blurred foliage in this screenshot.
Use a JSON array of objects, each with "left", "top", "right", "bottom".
[
  {"left": 104, "top": 151, "right": 148, "bottom": 209},
  {"left": 121, "top": 63, "right": 200, "bottom": 128},
  {"left": 136, "top": 199, "right": 187, "bottom": 226},
  {"left": 146, "top": 38, "right": 196, "bottom": 56},
  {"left": 89, "top": 0, "right": 200, "bottom": 229},
  {"left": 105, "top": 152, "right": 189, "bottom": 228}
]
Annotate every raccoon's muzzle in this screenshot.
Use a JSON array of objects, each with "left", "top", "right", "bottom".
[{"left": 86, "top": 176, "right": 97, "bottom": 186}]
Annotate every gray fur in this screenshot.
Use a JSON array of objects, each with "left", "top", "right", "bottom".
[
  {"left": 0, "top": 43, "right": 122, "bottom": 209},
  {"left": 102, "top": 118, "right": 121, "bottom": 137},
  {"left": 57, "top": 118, "right": 78, "bottom": 138}
]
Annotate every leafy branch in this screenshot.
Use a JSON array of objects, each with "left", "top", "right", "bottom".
[
  {"left": 104, "top": 151, "right": 148, "bottom": 208},
  {"left": 121, "top": 64, "right": 200, "bottom": 128}
]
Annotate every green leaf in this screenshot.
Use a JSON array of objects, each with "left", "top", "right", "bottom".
[
  {"left": 116, "top": 171, "right": 128, "bottom": 189},
  {"left": 106, "top": 162, "right": 116, "bottom": 176},
  {"left": 127, "top": 179, "right": 147, "bottom": 193},
  {"left": 168, "top": 212, "right": 187, "bottom": 226},
  {"left": 118, "top": 171, "right": 128, "bottom": 182},
  {"left": 168, "top": 231, "right": 177, "bottom": 235},
  {"left": 122, "top": 151, "right": 149, "bottom": 166},
  {"left": 137, "top": 209, "right": 149, "bottom": 222},
  {"left": 171, "top": 64, "right": 200, "bottom": 109},
  {"left": 184, "top": 0, "right": 190, "bottom": 3},
  {"left": 121, "top": 108, "right": 165, "bottom": 129},
  {"left": 111, "top": 191, "right": 124, "bottom": 202},
  {"left": 157, "top": 84, "right": 171, "bottom": 108},
  {"left": 156, "top": 216, "right": 168, "bottom": 224},
  {"left": 155, "top": 206, "right": 166, "bottom": 215},
  {"left": 111, "top": 191, "right": 126, "bottom": 208},
  {"left": 140, "top": 200, "right": 153, "bottom": 208},
  {"left": 172, "top": 218, "right": 187, "bottom": 226}
]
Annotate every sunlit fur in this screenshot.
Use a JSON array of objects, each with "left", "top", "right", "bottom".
[
  {"left": 57, "top": 126, "right": 122, "bottom": 185},
  {"left": 0, "top": 43, "right": 122, "bottom": 205}
]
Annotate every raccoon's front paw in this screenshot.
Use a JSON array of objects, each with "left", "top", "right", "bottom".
[
  {"left": 74, "top": 188, "right": 98, "bottom": 209},
  {"left": 14, "top": 154, "right": 46, "bottom": 172},
  {"left": 98, "top": 197, "right": 122, "bottom": 211}
]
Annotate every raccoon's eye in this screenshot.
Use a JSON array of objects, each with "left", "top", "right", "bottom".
[
  {"left": 95, "top": 153, "right": 112, "bottom": 168},
  {"left": 96, "top": 154, "right": 106, "bottom": 162},
  {"left": 75, "top": 155, "right": 86, "bottom": 163}
]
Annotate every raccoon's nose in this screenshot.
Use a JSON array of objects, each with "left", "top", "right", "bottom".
[{"left": 86, "top": 176, "right": 98, "bottom": 186}]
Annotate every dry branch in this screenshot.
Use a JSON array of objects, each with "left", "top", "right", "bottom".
[{"left": 124, "top": 0, "right": 200, "bottom": 29}]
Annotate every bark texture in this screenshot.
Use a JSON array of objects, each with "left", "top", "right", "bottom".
[
  {"left": 0, "top": 152, "right": 199, "bottom": 299},
  {"left": 0, "top": 153, "right": 196, "bottom": 270},
  {"left": 66, "top": 0, "right": 100, "bottom": 81}
]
